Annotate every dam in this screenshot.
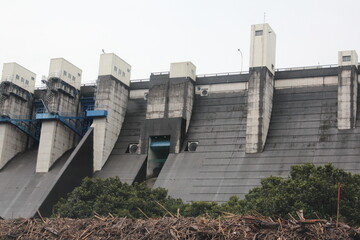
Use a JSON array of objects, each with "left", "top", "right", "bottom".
[{"left": 0, "top": 23, "right": 359, "bottom": 218}]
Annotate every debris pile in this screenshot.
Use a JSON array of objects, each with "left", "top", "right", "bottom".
[{"left": 0, "top": 214, "right": 359, "bottom": 240}]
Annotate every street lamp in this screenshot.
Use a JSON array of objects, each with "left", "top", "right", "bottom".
[{"left": 237, "top": 49, "right": 243, "bottom": 73}]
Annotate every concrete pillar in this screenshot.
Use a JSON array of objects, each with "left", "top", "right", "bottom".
[
  {"left": 337, "top": 50, "right": 358, "bottom": 130},
  {"left": 246, "top": 68, "right": 274, "bottom": 153},
  {"left": 141, "top": 61, "right": 196, "bottom": 154},
  {"left": 36, "top": 121, "right": 76, "bottom": 171},
  {"left": 0, "top": 63, "right": 35, "bottom": 169},
  {"left": 36, "top": 59, "right": 81, "bottom": 172},
  {"left": 245, "top": 23, "right": 276, "bottom": 153},
  {"left": 92, "top": 53, "right": 131, "bottom": 171}
]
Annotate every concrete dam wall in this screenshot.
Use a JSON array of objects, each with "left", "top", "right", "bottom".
[{"left": 0, "top": 23, "right": 359, "bottom": 217}]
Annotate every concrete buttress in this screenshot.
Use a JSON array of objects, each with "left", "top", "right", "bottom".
[
  {"left": 0, "top": 83, "right": 33, "bottom": 169},
  {"left": 140, "top": 62, "right": 196, "bottom": 155},
  {"left": 92, "top": 76, "right": 129, "bottom": 171},
  {"left": 337, "top": 50, "right": 358, "bottom": 129},
  {"left": 245, "top": 67, "right": 274, "bottom": 153},
  {"left": 36, "top": 78, "right": 79, "bottom": 172}
]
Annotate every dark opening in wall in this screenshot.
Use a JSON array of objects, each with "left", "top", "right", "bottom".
[{"left": 147, "top": 135, "right": 170, "bottom": 178}]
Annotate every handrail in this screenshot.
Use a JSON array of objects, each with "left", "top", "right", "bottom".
[
  {"left": 197, "top": 71, "right": 249, "bottom": 78},
  {"left": 35, "top": 86, "right": 47, "bottom": 90},
  {"left": 151, "top": 71, "right": 170, "bottom": 76},
  {"left": 48, "top": 72, "right": 62, "bottom": 79},
  {"left": 131, "top": 78, "right": 150, "bottom": 83},
  {"left": 81, "top": 81, "right": 97, "bottom": 86},
  {"left": 275, "top": 64, "right": 339, "bottom": 72}
]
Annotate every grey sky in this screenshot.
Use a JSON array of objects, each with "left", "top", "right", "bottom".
[{"left": 0, "top": 0, "right": 359, "bottom": 85}]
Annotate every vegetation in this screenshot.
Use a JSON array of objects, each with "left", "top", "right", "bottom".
[
  {"left": 53, "top": 177, "right": 184, "bottom": 219},
  {"left": 53, "top": 163, "right": 360, "bottom": 225}
]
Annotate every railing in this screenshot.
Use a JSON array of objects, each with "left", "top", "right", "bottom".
[
  {"left": 36, "top": 62, "right": 359, "bottom": 88},
  {"left": 275, "top": 64, "right": 339, "bottom": 72},
  {"left": 35, "top": 86, "right": 47, "bottom": 90},
  {"left": 81, "top": 81, "right": 97, "bottom": 86},
  {"left": 130, "top": 78, "right": 150, "bottom": 83},
  {"left": 48, "top": 71, "right": 62, "bottom": 79},
  {"left": 151, "top": 71, "right": 170, "bottom": 76},
  {"left": 197, "top": 71, "right": 249, "bottom": 78},
  {"left": 2, "top": 75, "right": 14, "bottom": 82}
]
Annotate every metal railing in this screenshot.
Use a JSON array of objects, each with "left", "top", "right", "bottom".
[
  {"left": 151, "top": 71, "right": 170, "bottom": 76},
  {"left": 2, "top": 75, "right": 14, "bottom": 82},
  {"left": 81, "top": 81, "right": 97, "bottom": 86},
  {"left": 275, "top": 64, "right": 339, "bottom": 72},
  {"left": 197, "top": 71, "right": 249, "bottom": 78},
  {"left": 48, "top": 71, "right": 62, "bottom": 79},
  {"left": 130, "top": 78, "right": 150, "bottom": 83},
  {"left": 34, "top": 62, "right": 359, "bottom": 88}
]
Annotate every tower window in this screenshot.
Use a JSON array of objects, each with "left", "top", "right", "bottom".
[
  {"left": 114, "top": 66, "right": 117, "bottom": 72},
  {"left": 16, "top": 75, "right": 19, "bottom": 80},
  {"left": 342, "top": 56, "right": 351, "bottom": 62},
  {"left": 63, "top": 70, "right": 67, "bottom": 76},
  {"left": 255, "top": 30, "right": 263, "bottom": 36}
]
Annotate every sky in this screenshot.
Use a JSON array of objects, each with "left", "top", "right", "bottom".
[{"left": 0, "top": 0, "right": 359, "bottom": 85}]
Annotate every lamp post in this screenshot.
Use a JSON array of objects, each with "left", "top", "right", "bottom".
[{"left": 237, "top": 49, "right": 243, "bottom": 73}]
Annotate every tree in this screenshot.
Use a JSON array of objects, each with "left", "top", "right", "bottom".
[{"left": 242, "top": 163, "right": 360, "bottom": 225}]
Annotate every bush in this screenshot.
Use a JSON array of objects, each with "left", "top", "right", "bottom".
[
  {"left": 53, "top": 164, "right": 360, "bottom": 225},
  {"left": 53, "top": 177, "right": 185, "bottom": 218}
]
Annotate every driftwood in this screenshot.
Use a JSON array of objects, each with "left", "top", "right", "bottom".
[{"left": 0, "top": 214, "right": 359, "bottom": 239}]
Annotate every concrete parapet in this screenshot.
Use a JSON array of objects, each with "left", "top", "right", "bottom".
[
  {"left": 337, "top": 66, "right": 358, "bottom": 129},
  {"left": 93, "top": 76, "right": 129, "bottom": 171},
  {"left": 245, "top": 67, "right": 274, "bottom": 153}
]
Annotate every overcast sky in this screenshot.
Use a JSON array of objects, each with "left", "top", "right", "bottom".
[{"left": 0, "top": 0, "right": 359, "bottom": 85}]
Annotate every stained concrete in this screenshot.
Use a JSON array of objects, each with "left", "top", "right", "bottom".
[
  {"left": 337, "top": 66, "right": 358, "bottom": 129},
  {"left": 245, "top": 67, "right": 274, "bottom": 153},
  {"left": 155, "top": 85, "right": 360, "bottom": 203},
  {"left": 92, "top": 75, "right": 129, "bottom": 171},
  {"left": 0, "top": 128, "right": 93, "bottom": 218},
  {"left": 0, "top": 83, "right": 33, "bottom": 170},
  {"left": 143, "top": 75, "right": 194, "bottom": 153},
  {"left": 94, "top": 98, "right": 147, "bottom": 184},
  {"left": 36, "top": 78, "right": 79, "bottom": 172}
]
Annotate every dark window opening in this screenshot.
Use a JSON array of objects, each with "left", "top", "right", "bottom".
[{"left": 342, "top": 56, "right": 351, "bottom": 62}]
